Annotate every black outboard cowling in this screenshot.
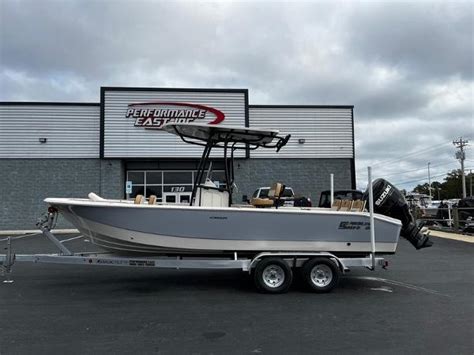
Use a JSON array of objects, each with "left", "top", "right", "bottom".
[{"left": 363, "top": 178, "right": 433, "bottom": 250}]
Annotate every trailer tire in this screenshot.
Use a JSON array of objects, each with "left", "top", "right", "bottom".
[
  {"left": 253, "top": 257, "right": 293, "bottom": 294},
  {"left": 302, "top": 257, "right": 339, "bottom": 293}
]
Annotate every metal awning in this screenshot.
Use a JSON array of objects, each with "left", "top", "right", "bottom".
[{"left": 162, "top": 123, "right": 290, "bottom": 151}]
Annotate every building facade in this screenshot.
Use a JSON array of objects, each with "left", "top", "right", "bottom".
[{"left": 0, "top": 87, "right": 355, "bottom": 230}]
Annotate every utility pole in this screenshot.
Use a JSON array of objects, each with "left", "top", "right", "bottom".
[
  {"left": 453, "top": 138, "right": 469, "bottom": 198},
  {"left": 428, "top": 162, "right": 431, "bottom": 199}
]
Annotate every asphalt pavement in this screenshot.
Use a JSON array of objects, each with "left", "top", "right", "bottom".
[{"left": 0, "top": 233, "right": 473, "bottom": 355}]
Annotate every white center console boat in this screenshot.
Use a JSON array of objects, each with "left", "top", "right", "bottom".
[
  {"left": 43, "top": 123, "right": 431, "bottom": 256},
  {"left": 1, "top": 123, "right": 432, "bottom": 293}
]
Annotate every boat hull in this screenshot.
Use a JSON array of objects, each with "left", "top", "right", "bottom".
[{"left": 47, "top": 199, "right": 401, "bottom": 255}]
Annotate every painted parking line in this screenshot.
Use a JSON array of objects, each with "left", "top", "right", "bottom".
[{"left": 353, "top": 276, "right": 451, "bottom": 297}]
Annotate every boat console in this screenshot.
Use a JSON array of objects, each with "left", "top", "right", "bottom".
[{"left": 195, "top": 180, "right": 230, "bottom": 207}]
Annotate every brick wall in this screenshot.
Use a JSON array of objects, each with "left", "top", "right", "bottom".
[
  {"left": 0, "top": 159, "right": 123, "bottom": 230},
  {"left": 233, "top": 158, "right": 353, "bottom": 204}
]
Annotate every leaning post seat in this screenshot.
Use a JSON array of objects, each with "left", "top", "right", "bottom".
[
  {"left": 268, "top": 182, "right": 284, "bottom": 199},
  {"left": 250, "top": 182, "right": 285, "bottom": 208},
  {"left": 250, "top": 197, "right": 275, "bottom": 208}
]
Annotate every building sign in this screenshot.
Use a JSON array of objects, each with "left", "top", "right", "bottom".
[
  {"left": 103, "top": 88, "right": 247, "bottom": 158},
  {"left": 126, "top": 102, "right": 225, "bottom": 130}
]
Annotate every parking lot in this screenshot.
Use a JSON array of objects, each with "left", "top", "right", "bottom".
[{"left": 1, "top": 233, "right": 473, "bottom": 354}]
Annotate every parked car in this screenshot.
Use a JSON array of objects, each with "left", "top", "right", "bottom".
[
  {"left": 251, "top": 186, "right": 312, "bottom": 207},
  {"left": 318, "top": 189, "right": 363, "bottom": 208}
]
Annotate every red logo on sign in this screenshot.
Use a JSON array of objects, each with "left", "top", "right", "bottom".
[{"left": 126, "top": 102, "right": 225, "bottom": 129}]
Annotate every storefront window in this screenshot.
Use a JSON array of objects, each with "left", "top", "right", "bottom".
[
  {"left": 146, "top": 171, "right": 162, "bottom": 184},
  {"left": 146, "top": 186, "right": 162, "bottom": 198},
  {"left": 131, "top": 185, "right": 145, "bottom": 198},
  {"left": 126, "top": 170, "right": 224, "bottom": 202},
  {"left": 127, "top": 171, "right": 144, "bottom": 185},
  {"left": 164, "top": 171, "right": 192, "bottom": 184}
]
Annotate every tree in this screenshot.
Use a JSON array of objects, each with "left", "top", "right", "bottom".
[
  {"left": 442, "top": 169, "right": 464, "bottom": 199},
  {"left": 410, "top": 170, "right": 473, "bottom": 200},
  {"left": 413, "top": 183, "right": 430, "bottom": 195}
]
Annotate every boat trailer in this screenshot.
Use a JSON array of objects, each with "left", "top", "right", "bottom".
[{"left": 1, "top": 211, "right": 388, "bottom": 293}]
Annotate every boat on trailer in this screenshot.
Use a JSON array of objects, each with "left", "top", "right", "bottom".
[
  {"left": 45, "top": 123, "right": 405, "bottom": 257},
  {"left": 1, "top": 123, "right": 432, "bottom": 293}
]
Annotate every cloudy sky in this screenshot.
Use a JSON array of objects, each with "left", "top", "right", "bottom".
[{"left": 1, "top": 0, "right": 473, "bottom": 191}]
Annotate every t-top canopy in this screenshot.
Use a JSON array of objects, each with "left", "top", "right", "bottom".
[{"left": 162, "top": 123, "right": 291, "bottom": 151}]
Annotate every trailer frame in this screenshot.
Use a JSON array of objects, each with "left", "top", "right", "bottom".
[{"left": 1, "top": 212, "right": 388, "bottom": 291}]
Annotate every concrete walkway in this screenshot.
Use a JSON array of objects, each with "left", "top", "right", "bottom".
[{"left": 429, "top": 229, "right": 474, "bottom": 243}]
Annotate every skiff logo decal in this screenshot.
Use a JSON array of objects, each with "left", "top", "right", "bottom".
[
  {"left": 339, "top": 221, "right": 370, "bottom": 230},
  {"left": 126, "top": 102, "right": 225, "bottom": 130},
  {"left": 375, "top": 185, "right": 393, "bottom": 206}
]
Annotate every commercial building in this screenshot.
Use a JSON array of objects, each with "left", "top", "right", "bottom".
[{"left": 0, "top": 87, "right": 355, "bottom": 230}]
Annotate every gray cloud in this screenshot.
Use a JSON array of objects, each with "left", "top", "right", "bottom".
[
  {"left": 345, "top": 2, "right": 473, "bottom": 80},
  {"left": 1, "top": 0, "right": 473, "bottom": 191}
]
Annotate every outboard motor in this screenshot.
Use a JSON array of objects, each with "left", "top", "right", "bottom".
[{"left": 363, "top": 179, "right": 433, "bottom": 250}]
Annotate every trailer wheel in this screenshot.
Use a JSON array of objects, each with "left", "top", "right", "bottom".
[
  {"left": 302, "top": 257, "right": 339, "bottom": 293},
  {"left": 254, "top": 257, "right": 293, "bottom": 294}
]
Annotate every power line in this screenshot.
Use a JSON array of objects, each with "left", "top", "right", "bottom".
[
  {"left": 369, "top": 160, "right": 457, "bottom": 178},
  {"left": 357, "top": 166, "right": 474, "bottom": 191},
  {"left": 357, "top": 136, "right": 473, "bottom": 173},
  {"left": 391, "top": 172, "right": 448, "bottom": 186},
  {"left": 356, "top": 141, "right": 453, "bottom": 172},
  {"left": 391, "top": 166, "right": 474, "bottom": 187}
]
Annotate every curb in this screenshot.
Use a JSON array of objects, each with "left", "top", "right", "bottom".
[
  {"left": 0, "top": 229, "right": 79, "bottom": 236},
  {"left": 428, "top": 230, "right": 474, "bottom": 243}
]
